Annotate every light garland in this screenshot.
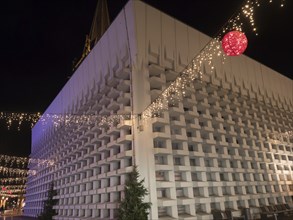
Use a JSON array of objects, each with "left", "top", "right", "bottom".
[
  {"left": 0, "top": 155, "right": 28, "bottom": 168},
  {"left": 142, "top": 39, "right": 223, "bottom": 119},
  {"left": 0, "top": 0, "right": 286, "bottom": 128},
  {"left": 141, "top": 0, "right": 286, "bottom": 120},
  {"left": 221, "top": 0, "right": 285, "bottom": 36},
  {"left": 1, "top": 185, "right": 26, "bottom": 190},
  {"left": 0, "top": 189, "right": 26, "bottom": 194},
  {"left": 0, "top": 111, "right": 132, "bottom": 130},
  {"left": 39, "top": 113, "right": 132, "bottom": 129},
  {"left": 0, "top": 0, "right": 288, "bottom": 183},
  {"left": 29, "top": 158, "right": 55, "bottom": 167},
  {"left": 0, "top": 177, "right": 27, "bottom": 184},
  {"left": 267, "top": 130, "right": 293, "bottom": 143},
  {"left": 0, "top": 193, "right": 20, "bottom": 198},
  {"left": 0, "top": 166, "right": 35, "bottom": 177},
  {"left": 0, "top": 112, "right": 41, "bottom": 129},
  {"left": 0, "top": 154, "right": 55, "bottom": 168}
]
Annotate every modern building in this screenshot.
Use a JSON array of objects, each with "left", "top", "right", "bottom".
[{"left": 24, "top": 1, "right": 293, "bottom": 219}]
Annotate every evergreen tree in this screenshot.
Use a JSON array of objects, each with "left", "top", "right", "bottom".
[
  {"left": 118, "top": 166, "right": 152, "bottom": 220},
  {"left": 38, "top": 182, "right": 58, "bottom": 220}
]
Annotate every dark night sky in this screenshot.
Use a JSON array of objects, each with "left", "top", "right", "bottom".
[{"left": 0, "top": 0, "right": 292, "bottom": 157}]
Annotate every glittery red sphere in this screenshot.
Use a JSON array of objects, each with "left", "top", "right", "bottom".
[{"left": 222, "top": 31, "right": 248, "bottom": 56}]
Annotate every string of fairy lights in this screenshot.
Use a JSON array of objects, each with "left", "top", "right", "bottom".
[
  {"left": 0, "top": 112, "right": 132, "bottom": 130},
  {"left": 0, "top": 0, "right": 288, "bottom": 129},
  {"left": 267, "top": 131, "right": 293, "bottom": 143},
  {"left": 0, "top": 185, "right": 26, "bottom": 193},
  {"left": 39, "top": 113, "right": 132, "bottom": 129},
  {"left": 0, "top": 193, "right": 20, "bottom": 198},
  {"left": 0, "top": 0, "right": 291, "bottom": 194},
  {"left": 0, "top": 177, "right": 27, "bottom": 184},
  {"left": 0, "top": 166, "right": 36, "bottom": 176},
  {"left": 0, "top": 189, "right": 26, "bottom": 194},
  {"left": 0, "top": 154, "right": 54, "bottom": 167},
  {"left": 1, "top": 185, "right": 26, "bottom": 190},
  {"left": 0, "top": 189, "right": 26, "bottom": 197},
  {"left": 0, "top": 154, "right": 53, "bottom": 179},
  {"left": 0, "top": 112, "right": 41, "bottom": 130},
  {"left": 0, "top": 154, "right": 52, "bottom": 198},
  {"left": 0, "top": 169, "right": 27, "bottom": 196},
  {"left": 0, "top": 0, "right": 289, "bottom": 129},
  {"left": 141, "top": 0, "right": 287, "bottom": 120}
]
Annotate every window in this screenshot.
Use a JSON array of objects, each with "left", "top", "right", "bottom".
[{"left": 174, "top": 157, "right": 182, "bottom": 165}]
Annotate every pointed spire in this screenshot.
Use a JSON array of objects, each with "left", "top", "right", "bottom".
[
  {"left": 73, "top": 0, "right": 110, "bottom": 71},
  {"left": 89, "top": 0, "right": 110, "bottom": 46}
]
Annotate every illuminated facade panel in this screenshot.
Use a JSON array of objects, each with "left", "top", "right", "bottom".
[{"left": 24, "top": 1, "right": 293, "bottom": 219}]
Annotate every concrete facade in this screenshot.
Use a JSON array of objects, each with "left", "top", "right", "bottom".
[{"left": 24, "top": 1, "right": 293, "bottom": 219}]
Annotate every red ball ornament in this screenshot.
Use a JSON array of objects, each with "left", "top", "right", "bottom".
[{"left": 222, "top": 31, "right": 248, "bottom": 56}]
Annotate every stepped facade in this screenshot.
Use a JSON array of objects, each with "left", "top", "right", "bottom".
[{"left": 24, "top": 1, "right": 293, "bottom": 219}]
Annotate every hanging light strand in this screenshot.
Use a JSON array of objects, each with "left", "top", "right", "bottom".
[
  {"left": 141, "top": 0, "right": 286, "bottom": 120},
  {"left": 0, "top": 112, "right": 41, "bottom": 129},
  {"left": 0, "top": 193, "right": 21, "bottom": 198},
  {"left": 0, "top": 154, "right": 55, "bottom": 168},
  {"left": 39, "top": 113, "right": 132, "bottom": 129},
  {"left": 1, "top": 185, "right": 26, "bottom": 190},
  {"left": 0, "top": 111, "right": 132, "bottom": 130},
  {"left": 0, "top": 177, "right": 27, "bottom": 184},
  {"left": 0, "top": 155, "right": 29, "bottom": 168},
  {"left": 0, "top": 165, "right": 36, "bottom": 177},
  {"left": 0, "top": 0, "right": 287, "bottom": 181},
  {"left": 0, "top": 0, "right": 287, "bottom": 129},
  {"left": 0, "top": 189, "right": 26, "bottom": 194},
  {"left": 266, "top": 130, "right": 293, "bottom": 142}
]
